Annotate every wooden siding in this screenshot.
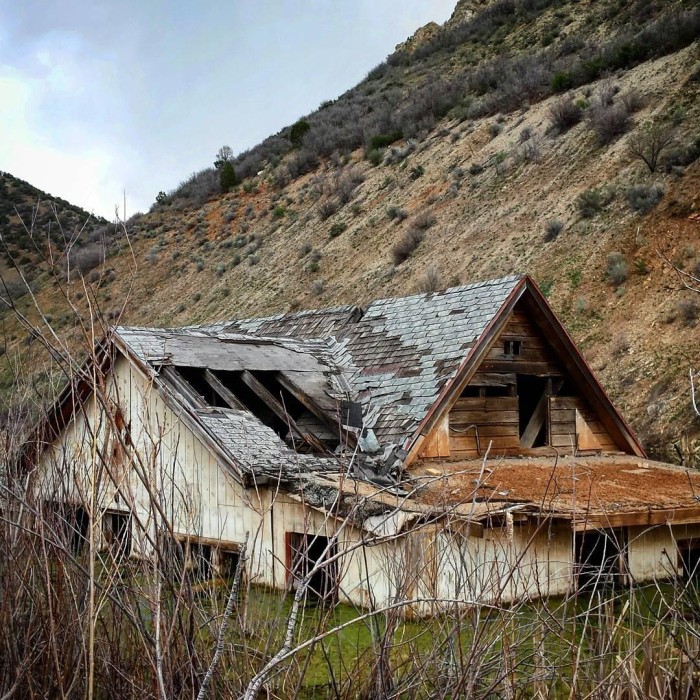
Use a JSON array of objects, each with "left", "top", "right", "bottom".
[
  {"left": 449, "top": 396, "right": 519, "bottom": 458},
  {"left": 550, "top": 397, "right": 617, "bottom": 452},
  {"left": 479, "top": 310, "right": 563, "bottom": 376},
  {"left": 426, "top": 304, "right": 623, "bottom": 459}
]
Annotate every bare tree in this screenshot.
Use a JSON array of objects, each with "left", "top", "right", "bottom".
[{"left": 628, "top": 120, "right": 676, "bottom": 172}]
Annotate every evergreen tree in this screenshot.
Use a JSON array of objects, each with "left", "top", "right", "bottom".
[{"left": 220, "top": 161, "right": 238, "bottom": 191}]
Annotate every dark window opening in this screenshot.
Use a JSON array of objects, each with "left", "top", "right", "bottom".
[
  {"left": 504, "top": 340, "right": 522, "bottom": 357},
  {"left": 44, "top": 502, "right": 89, "bottom": 555},
  {"left": 187, "top": 543, "right": 213, "bottom": 582},
  {"left": 218, "top": 549, "right": 241, "bottom": 580},
  {"left": 460, "top": 384, "right": 513, "bottom": 398},
  {"left": 558, "top": 378, "right": 576, "bottom": 397},
  {"left": 575, "top": 530, "right": 625, "bottom": 591},
  {"left": 517, "top": 374, "right": 548, "bottom": 447},
  {"left": 679, "top": 539, "right": 700, "bottom": 580},
  {"left": 102, "top": 511, "right": 131, "bottom": 559},
  {"left": 287, "top": 532, "right": 338, "bottom": 603}
]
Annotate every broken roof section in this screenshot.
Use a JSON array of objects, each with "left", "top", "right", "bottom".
[
  {"left": 113, "top": 275, "right": 524, "bottom": 489},
  {"left": 191, "top": 275, "right": 523, "bottom": 448}
]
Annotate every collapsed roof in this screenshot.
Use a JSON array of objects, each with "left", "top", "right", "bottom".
[{"left": 114, "top": 275, "right": 524, "bottom": 489}]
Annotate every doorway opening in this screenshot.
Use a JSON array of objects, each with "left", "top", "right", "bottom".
[
  {"left": 286, "top": 532, "right": 338, "bottom": 603},
  {"left": 678, "top": 539, "right": 700, "bottom": 580},
  {"left": 517, "top": 375, "right": 548, "bottom": 447},
  {"left": 575, "top": 529, "right": 625, "bottom": 591}
]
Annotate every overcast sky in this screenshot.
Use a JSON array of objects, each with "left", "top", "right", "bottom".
[{"left": 0, "top": 1, "right": 455, "bottom": 219}]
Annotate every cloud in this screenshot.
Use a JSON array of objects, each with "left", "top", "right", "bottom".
[{"left": 0, "top": 1, "right": 457, "bottom": 219}]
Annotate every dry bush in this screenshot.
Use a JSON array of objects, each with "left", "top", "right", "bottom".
[
  {"left": 548, "top": 98, "right": 583, "bottom": 133},
  {"left": 588, "top": 103, "right": 631, "bottom": 146},
  {"left": 678, "top": 298, "right": 699, "bottom": 326},
  {"left": 605, "top": 252, "right": 629, "bottom": 286},
  {"left": 65, "top": 242, "right": 105, "bottom": 276},
  {"left": 417, "top": 266, "right": 442, "bottom": 293},
  {"left": 318, "top": 198, "right": 340, "bottom": 221},
  {"left": 628, "top": 121, "right": 676, "bottom": 173},
  {"left": 392, "top": 228, "right": 424, "bottom": 265},
  {"left": 543, "top": 219, "right": 564, "bottom": 242},
  {"left": 627, "top": 183, "right": 664, "bottom": 214}
]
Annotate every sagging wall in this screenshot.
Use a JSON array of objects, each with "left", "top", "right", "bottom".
[{"left": 35, "top": 355, "right": 272, "bottom": 581}]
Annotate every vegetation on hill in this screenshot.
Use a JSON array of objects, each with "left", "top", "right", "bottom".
[{"left": 0, "top": 0, "right": 699, "bottom": 463}]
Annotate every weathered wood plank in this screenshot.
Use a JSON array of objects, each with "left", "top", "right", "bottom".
[
  {"left": 480, "top": 360, "right": 562, "bottom": 375},
  {"left": 419, "top": 415, "right": 450, "bottom": 458},
  {"left": 520, "top": 392, "right": 548, "bottom": 449},
  {"left": 203, "top": 369, "right": 248, "bottom": 411}
]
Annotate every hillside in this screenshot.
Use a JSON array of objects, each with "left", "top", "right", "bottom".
[{"left": 1, "top": 0, "right": 699, "bottom": 462}]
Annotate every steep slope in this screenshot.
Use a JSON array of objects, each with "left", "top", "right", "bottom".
[{"left": 1, "top": 0, "right": 699, "bottom": 462}]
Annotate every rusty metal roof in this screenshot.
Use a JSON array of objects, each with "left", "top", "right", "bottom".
[{"left": 411, "top": 455, "right": 700, "bottom": 524}]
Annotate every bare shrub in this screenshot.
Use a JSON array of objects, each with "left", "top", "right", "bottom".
[
  {"left": 576, "top": 189, "right": 603, "bottom": 218},
  {"left": 334, "top": 168, "right": 364, "bottom": 204},
  {"left": 392, "top": 228, "right": 424, "bottom": 265},
  {"left": 417, "top": 266, "right": 442, "bottom": 293},
  {"left": 543, "top": 219, "right": 564, "bottom": 242},
  {"left": 588, "top": 104, "right": 631, "bottom": 145},
  {"left": 387, "top": 206, "right": 408, "bottom": 222},
  {"left": 626, "top": 183, "right": 664, "bottom": 214},
  {"left": 411, "top": 211, "right": 436, "bottom": 231},
  {"left": 318, "top": 199, "right": 339, "bottom": 221},
  {"left": 678, "top": 298, "right": 699, "bottom": 326},
  {"left": 548, "top": 98, "right": 583, "bottom": 133},
  {"left": 66, "top": 243, "right": 105, "bottom": 276},
  {"left": 628, "top": 121, "right": 676, "bottom": 172},
  {"left": 620, "top": 90, "right": 645, "bottom": 113},
  {"left": 169, "top": 169, "right": 219, "bottom": 210}
]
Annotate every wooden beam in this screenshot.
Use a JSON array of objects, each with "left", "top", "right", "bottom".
[
  {"left": 160, "top": 366, "right": 208, "bottom": 409},
  {"left": 572, "top": 506, "right": 700, "bottom": 531},
  {"left": 520, "top": 392, "right": 548, "bottom": 449},
  {"left": 203, "top": 369, "right": 247, "bottom": 411},
  {"left": 240, "top": 370, "right": 328, "bottom": 454},
  {"left": 275, "top": 371, "right": 354, "bottom": 445},
  {"left": 241, "top": 370, "right": 303, "bottom": 435}
]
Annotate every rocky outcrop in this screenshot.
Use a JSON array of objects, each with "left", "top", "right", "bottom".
[
  {"left": 394, "top": 22, "right": 441, "bottom": 54},
  {"left": 445, "top": 0, "right": 495, "bottom": 29}
]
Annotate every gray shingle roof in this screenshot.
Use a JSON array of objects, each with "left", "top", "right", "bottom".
[
  {"left": 114, "top": 275, "right": 523, "bottom": 480},
  {"left": 195, "top": 305, "right": 361, "bottom": 339},
  {"left": 336, "top": 275, "right": 522, "bottom": 445},
  {"left": 197, "top": 408, "right": 340, "bottom": 478}
]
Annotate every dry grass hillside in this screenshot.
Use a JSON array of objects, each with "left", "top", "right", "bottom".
[{"left": 1, "top": 0, "right": 699, "bottom": 462}]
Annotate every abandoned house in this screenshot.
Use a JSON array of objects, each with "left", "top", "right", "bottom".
[{"left": 25, "top": 274, "right": 700, "bottom": 613}]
